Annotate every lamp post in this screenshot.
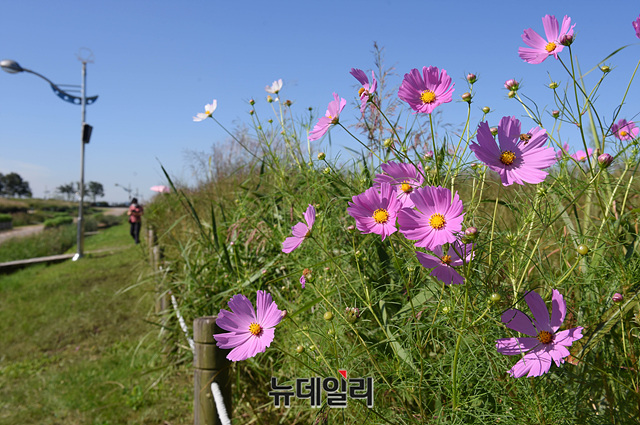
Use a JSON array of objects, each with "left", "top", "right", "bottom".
[
  {"left": 115, "top": 183, "right": 133, "bottom": 202},
  {"left": 1, "top": 58, "right": 98, "bottom": 260}
]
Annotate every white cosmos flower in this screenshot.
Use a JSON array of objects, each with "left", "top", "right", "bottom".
[
  {"left": 265, "top": 79, "right": 283, "bottom": 94},
  {"left": 193, "top": 100, "right": 217, "bottom": 122}
]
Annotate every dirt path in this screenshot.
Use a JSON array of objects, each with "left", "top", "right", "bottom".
[{"left": 0, "top": 207, "right": 128, "bottom": 245}]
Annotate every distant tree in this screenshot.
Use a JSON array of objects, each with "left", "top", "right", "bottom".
[
  {"left": 57, "top": 183, "right": 75, "bottom": 201},
  {"left": 1, "top": 172, "right": 32, "bottom": 198},
  {"left": 0, "top": 173, "right": 4, "bottom": 196},
  {"left": 87, "top": 181, "right": 105, "bottom": 203}
]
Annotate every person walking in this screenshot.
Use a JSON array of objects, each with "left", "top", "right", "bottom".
[{"left": 127, "top": 198, "right": 144, "bottom": 244}]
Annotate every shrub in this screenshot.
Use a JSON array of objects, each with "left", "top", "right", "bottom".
[
  {"left": 0, "top": 213, "right": 12, "bottom": 223},
  {"left": 43, "top": 216, "right": 73, "bottom": 228}
]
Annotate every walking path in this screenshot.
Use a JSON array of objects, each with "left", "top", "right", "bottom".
[
  {"left": 0, "top": 207, "right": 127, "bottom": 245},
  {"left": 0, "top": 246, "right": 129, "bottom": 272}
]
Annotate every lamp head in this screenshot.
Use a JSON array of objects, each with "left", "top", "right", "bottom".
[{"left": 0, "top": 59, "right": 24, "bottom": 74}]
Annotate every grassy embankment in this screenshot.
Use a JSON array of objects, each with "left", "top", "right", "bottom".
[{"left": 0, "top": 222, "right": 193, "bottom": 425}]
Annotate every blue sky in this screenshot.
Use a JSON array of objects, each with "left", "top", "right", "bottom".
[{"left": 1, "top": 1, "right": 639, "bottom": 203}]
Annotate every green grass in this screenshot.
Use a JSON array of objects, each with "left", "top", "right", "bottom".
[{"left": 0, "top": 223, "right": 193, "bottom": 425}]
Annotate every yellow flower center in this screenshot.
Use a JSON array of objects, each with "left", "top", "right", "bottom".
[
  {"left": 327, "top": 114, "right": 338, "bottom": 125},
  {"left": 420, "top": 90, "right": 436, "bottom": 104},
  {"left": 400, "top": 181, "right": 413, "bottom": 193},
  {"left": 545, "top": 42, "right": 557, "bottom": 53},
  {"left": 429, "top": 213, "right": 446, "bottom": 229},
  {"left": 620, "top": 130, "right": 628, "bottom": 137},
  {"left": 372, "top": 208, "right": 389, "bottom": 224},
  {"left": 500, "top": 151, "right": 516, "bottom": 166},
  {"left": 441, "top": 255, "right": 452, "bottom": 265},
  {"left": 537, "top": 330, "right": 553, "bottom": 344},
  {"left": 249, "top": 323, "right": 263, "bottom": 336},
  {"left": 358, "top": 87, "right": 366, "bottom": 97}
]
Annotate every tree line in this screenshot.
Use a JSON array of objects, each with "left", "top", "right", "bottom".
[
  {"left": 0, "top": 172, "right": 32, "bottom": 197},
  {"left": 0, "top": 171, "right": 105, "bottom": 203}
]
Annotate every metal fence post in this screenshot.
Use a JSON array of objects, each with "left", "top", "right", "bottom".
[{"left": 194, "top": 316, "right": 231, "bottom": 425}]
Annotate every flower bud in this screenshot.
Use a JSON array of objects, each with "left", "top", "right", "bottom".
[
  {"left": 464, "top": 226, "right": 478, "bottom": 240},
  {"left": 490, "top": 127, "right": 498, "bottom": 136},
  {"left": 490, "top": 293, "right": 502, "bottom": 303},
  {"left": 345, "top": 307, "right": 360, "bottom": 324},
  {"left": 466, "top": 73, "right": 477, "bottom": 84},
  {"left": 598, "top": 153, "right": 613, "bottom": 168},
  {"left": 281, "top": 310, "right": 288, "bottom": 319},
  {"left": 612, "top": 293, "right": 623, "bottom": 303},
  {"left": 600, "top": 65, "right": 610, "bottom": 73},
  {"left": 249, "top": 99, "right": 255, "bottom": 106},
  {"left": 249, "top": 109, "right": 255, "bottom": 115},
  {"left": 401, "top": 146, "right": 408, "bottom": 154},
  {"left": 462, "top": 92, "right": 472, "bottom": 102},
  {"left": 323, "top": 167, "right": 330, "bottom": 174},
  {"left": 482, "top": 106, "right": 490, "bottom": 114},
  {"left": 577, "top": 244, "right": 589, "bottom": 255},
  {"left": 508, "top": 90, "right": 516, "bottom": 98},
  {"left": 347, "top": 224, "right": 355, "bottom": 231},
  {"left": 284, "top": 99, "right": 292, "bottom": 107},
  {"left": 296, "top": 345, "right": 305, "bottom": 353},
  {"left": 549, "top": 81, "right": 559, "bottom": 89},
  {"left": 560, "top": 34, "right": 574, "bottom": 46},
  {"left": 424, "top": 150, "right": 434, "bottom": 159},
  {"left": 317, "top": 152, "right": 326, "bottom": 160},
  {"left": 552, "top": 110, "right": 560, "bottom": 118},
  {"left": 504, "top": 79, "right": 519, "bottom": 91},
  {"left": 383, "top": 138, "right": 394, "bottom": 148},
  {"left": 267, "top": 95, "right": 274, "bottom": 103},
  {"left": 323, "top": 311, "right": 334, "bottom": 321},
  {"left": 268, "top": 119, "right": 273, "bottom": 124}
]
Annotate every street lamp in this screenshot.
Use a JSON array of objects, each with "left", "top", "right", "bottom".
[
  {"left": 115, "top": 183, "right": 133, "bottom": 202},
  {"left": 1, "top": 57, "right": 98, "bottom": 260}
]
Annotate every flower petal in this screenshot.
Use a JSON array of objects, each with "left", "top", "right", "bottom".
[
  {"left": 501, "top": 308, "right": 537, "bottom": 336},
  {"left": 525, "top": 291, "right": 552, "bottom": 332},
  {"left": 549, "top": 289, "right": 566, "bottom": 331},
  {"left": 496, "top": 337, "right": 540, "bottom": 355}
]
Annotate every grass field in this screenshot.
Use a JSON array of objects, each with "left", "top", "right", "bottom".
[{"left": 0, "top": 223, "right": 193, "bottom": 425}]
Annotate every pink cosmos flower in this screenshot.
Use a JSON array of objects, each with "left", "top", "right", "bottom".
[
  {"left": 611, "top": 119, "right": 639, "bottom": 141},
  {"left": 415, "top": 240, "right": 474, "bottom": 285},
  {"left": 518, "top": 15, "right": 576, "bottom": 64},
  {"left": 282, "top": 204, "right": 315, "bottom": 253},
  {"left": 398, "top": 66, "right": 455, "bottom": 114},
  {"left": 397, "top": 186, "right": 465, "bottom": 250},
  {"left": 309, "top": 93, "right": 347, "bottom": 142},
  {"left": 555, "top": 142, "right": 570, "bottom": 160},
  {"left": 571, "top": 149, "right": 593, "bottom": 162},
  {"left": 193, "top": 100, "right": 217, "bottom": 122},
  {"left": 469, "top": 116, "right": 557, "bottom": 186},
  {"left": 350, "top": 68, "right": 377, "bottom": 114},
  {"left": 496, "top": 289, "right": 583, "bottom": 378},
  {"left": 214, "top": 290, "right": 284, "bottom": 361},
  {"left": 633, "top": 14, "right": 640, "bottom": 39},
  {"left": 373, "top": 161, "right": 425, "bottom": 208},
  {"left": 346, "top": 182, "right": 401, "bottom": 241},
  {"left": 555, "top": 143, "right": 593, "bottom": 162}
]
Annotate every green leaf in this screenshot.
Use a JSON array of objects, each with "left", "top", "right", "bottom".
[{"left": 573, "top": 289, "right": 639, "bottom": 359}]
